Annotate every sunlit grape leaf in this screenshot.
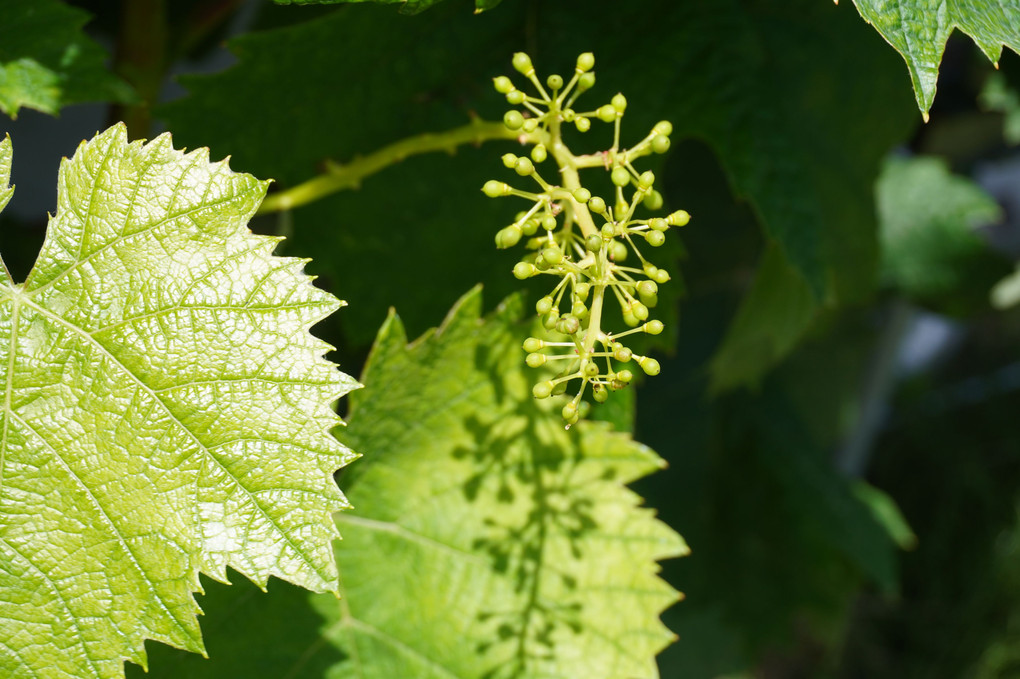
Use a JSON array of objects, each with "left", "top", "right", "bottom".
[
  {"left": 843, "top": 0, "right": 1020, "bottom": 117},
  {"left": 878, "top": 155, "right": 1001, "bottom": 297},
  {"left": 0, "top": 0, "right": 134, "bottom": 118},
  {"left": 272, "top": 0, "right": 501, "bottom": 13},
  {"left": 0, "top": 124, "right": 358, "bottom": 678},
  {"left": 132, "top": 286, "right": 685, "bottom": 678}
]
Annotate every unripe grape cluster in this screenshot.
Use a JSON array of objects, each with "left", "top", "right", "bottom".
[{"left": 482, "top": 52, "right": 690, "bottom": 426}]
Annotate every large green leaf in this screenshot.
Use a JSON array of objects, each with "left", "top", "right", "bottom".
[
  {"left": 845, "top": 0, "right": 1020, "bottom": 117},
  {"left": 130, "top": 287, "right": 685, "bottom": 678},
  {"left": 0, "top": 125, "right": 358, "bottom": 678},
  {"left": 0, "top": 0, "right": 134, "bottom": 118},
  {"left": 160, "top": 0, "right": 915, "bottom": 353}
]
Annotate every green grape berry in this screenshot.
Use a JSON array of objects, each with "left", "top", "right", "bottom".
[
  {"left": 644, "top": 190, "right": 664, "bottom": 210},
  {"left": 522, "top": 118, "right": 539, "bottom": 133},
  {"left": 542, "top": 309, "right": 560, "bottom": 329},
  {"left": 648, "top": 217, "right": 668, "bottom": 232},
  {"left": 611, "top": 167, "right": 631, "bottom": 187},
  {"left": 556, "top": 314, "right": 580, "bottom": 335},
  {"left": 512, "top": 52, "right": 535, "bottom": 76},
  {"left": 526, "top": 353, "right": 547, "bottom": 368},
  {"left": 574, "top": 281, "right": 590, "bottom": 300},
  {"left": 585, "top": 234, "right": 603, "bottom": 253},
  {"left": 588, "top": 196, "right": 606, "bottom": 214},
  {"left": 631, "top": 301, "right": 649, "bottom": 321},
  {"left": 608, "top": 240, "right": 627, "bottom": 262},
  {"left": 578, "top": 72, "right": 596, "bottom": 92},
  {"left": 483, "top": 180, "right": 510, "bottom": 197},
  {"left": 542, "top": 245, "right": 563, "bottom": 265},
  {"left": 507, "top": 90, "right": 525, "bottom": 105},
  {"left": 576, "top": 52, "right": 595, "bottom": 72},
  {"left": 643, "top": 320, "right": 664, "bottom": 335},
  {"left": 611, "top": 93, "right": 627, "bottom": 113},
  {"left": 536, "top": 296, "right": 554, "bottom": 315},
  {"left": 503, "top": 110, "right": 525, "bottom": 130},
  {"left": 653, "top": 268, "right": 671, "bottom": 284},
  {"left": 667, "top": 210, "right": 691, "bottom": 226},
  {"left": 573, "top": 187, "right": 591, "bottom": 203},
  {"left": 637, "top": 280, "right": 658, "bottom": 297},
  {"left": 547, "top": 74, "right": 564, "bottom": 90},
  {"left": 495, "top": 224, "right": 522, "bottom": 249},
  {"left": 523, "top": 337, "right": 544, "bottom": 352},
  {"left": 617, "top": 369, "right": 634, "bottom": 383},
  {"left": 614, "top": 345, "right": 632, "bottom": 362},
  {"left": 501, "top": 153, "right": 518, "bottom": 168},
  {"left": 651, "top": 134, "right": 671, "bottom": 154},
  {"left": 645, "top": 230, "right": 666, "bottom": 247},
  {"left": 514, "top": 157, "right": 535, "bottom": 176},
  {"left": 636, "top": 356, "right": 661, "bottom": 376},
  {"left": 575, "top": 117, "right": 591, "bottom": 132},
  {"left": 638, "top": 171, "right": 655, "bottom": 189},
  {"left": 493, "top": 76, "right": 514, "bottom": 94},
  {"left": 571, "top": 300, "right": 587, "bottom": 317},
  {"left": 561, "top": 402, "right": 578, "bottom": 421},
  {"left": 533, "top": 380, "right": 555, "bottom": 399},
  {"left": 513, "top": 262, "right": 537, "bottom": 279},
  {"left": 592, "top": 383, "right": 608, "bottom": 403},
  {"left": 531, "top": 144, "right": 548, "bottom": 163},
  {"left": 597, "top": 105, "right": 617, "bottom": 123},
  {"left": 583, "top": 361, "right": 599, "bottom": 377}
]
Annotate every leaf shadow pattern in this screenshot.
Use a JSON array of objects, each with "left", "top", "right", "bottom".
[{"left": 453, "top": 386, "right": 605, "bottom": 678}]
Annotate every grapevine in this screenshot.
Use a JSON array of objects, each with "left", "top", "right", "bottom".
[{"left": 483, "top": 52, "right": 690, "bottom": 425}]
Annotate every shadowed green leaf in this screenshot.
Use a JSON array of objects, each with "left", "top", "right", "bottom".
[
  {"left": 0, "top": 124, "right": 358, "bottom": 678},
  {"left": 0, "top": 0, "right": 134, "bottom": 118},
  {"left": 708, "top": 243, "right": 817, "bottom": 393},
  {"left": 845, "top": 0, "right": 1020, "bottom": 116}
]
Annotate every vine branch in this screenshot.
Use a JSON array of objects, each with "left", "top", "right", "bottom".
[{"left": 257, "top": 119, "right": 543, "bottom": 215}]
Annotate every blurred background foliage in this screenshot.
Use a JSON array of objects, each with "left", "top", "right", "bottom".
[{"left": 3, "top": 0, "right": 1020, "bottom": 676}]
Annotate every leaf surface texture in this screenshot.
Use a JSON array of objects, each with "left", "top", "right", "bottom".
[
  {"left": 847, "top": 0, "right": 1020, "bottom": 115},
  {"left": 0, "top": 125, "right": 358, "bottom": 678}
]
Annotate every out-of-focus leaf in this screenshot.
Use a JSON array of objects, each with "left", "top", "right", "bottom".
[
  {"left": 708, "top": 243, "right": 817, "bottom": 393},
  {"left": 979, "top": 72, "right": 1020, "bottom": 144},
  {"left": 844, "top": 0, "right": 1020, "bottom": 117},
  {"left": 878, "top": 155, "right": 1001, "bottom": 298},
  {"left": 0, "top": 125, "right": 357, "bottom": 678},
  {"left": 0, "top": 0, "right": 134, "bottom": 118},
  {"left": 135, "top": 287, "right": 686, "bottom": 678},
  {"left": 992, "top": 265, "right": 1020, "bottom": 308},
  {"left": 852, "top": 481, "right": 918, "bottom": 551}
]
